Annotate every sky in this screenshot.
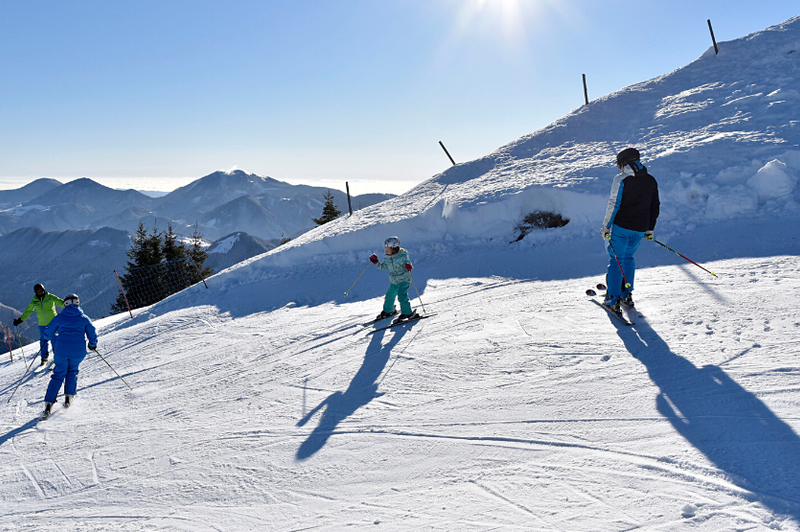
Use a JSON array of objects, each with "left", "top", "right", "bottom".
[{"left": 0, "top": 0, "right": 798, "bottom": 196}]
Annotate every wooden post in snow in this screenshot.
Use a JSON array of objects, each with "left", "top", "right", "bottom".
[
  {"left": 439, "top": 141, "right": 456, "bottom": 166},
  {"left": 582, "top": 74, "right": 589, "bottom": 105},
  {"left": 707, "top": 19, "right": 719, "bottom": 55}
]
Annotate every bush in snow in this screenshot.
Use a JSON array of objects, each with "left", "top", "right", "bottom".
[{"left": 513, "top": 211, "right": 569, "bottom": 242}]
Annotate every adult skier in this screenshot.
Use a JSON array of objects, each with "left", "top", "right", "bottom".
[
  {"left": 600, "top": 148, "right": 660, "bottom": 314},
  {"left": 39, "top": 293, "right": 97, "bottom": 420},
  {"left": 13, "top": 283, "right": 65, "bottom": 366},
  {"left": 370, "top": 236, "right": 417, "bottom": 322}
]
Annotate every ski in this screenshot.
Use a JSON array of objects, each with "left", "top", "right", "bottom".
[
  {"left": 361, "top": 310, "right": 398, "bottom": 327},
  {"left": 590, "top": 299, "right": 632, "bottom": 325},
  {"left": 367, "top": 313, "right": 436, "bottom": 334},
  {"left": 33, "top": 357, "right": 52, "bottom": 373}
]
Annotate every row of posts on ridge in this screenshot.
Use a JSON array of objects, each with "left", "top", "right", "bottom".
[{"left": 343, "top": 20, "right": 722, "bottom": 212}]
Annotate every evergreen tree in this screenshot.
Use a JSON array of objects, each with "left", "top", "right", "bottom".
[
  {"left": 312, "top": 190, "right": 341, "bottom": 226},
  {"left": 112, "top": 222, "right": 152, "bottom": 313},
  {"left": 162, "top": 223, "right": 191, "bottom": 295},
  {"left": 186, "top": 222, "right": 213, "bottom": 283},
  {"left": 111, "top": 222, "right": 212, "bottom": 315}
]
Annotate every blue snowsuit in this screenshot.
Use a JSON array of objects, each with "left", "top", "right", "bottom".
[
  {"left": 41, "top": 305, "right": 98, "bottom": 404},
  {"left": 375, "top": 248, "right": 414, "bottom": 315}
]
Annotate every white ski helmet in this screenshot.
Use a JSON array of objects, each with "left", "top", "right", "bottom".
[
  {"left": 63, "top": 293, "right": 80, "bottom": 307},
  {"left": 383, "top": 236, "right": 400, "bottom": 248}
]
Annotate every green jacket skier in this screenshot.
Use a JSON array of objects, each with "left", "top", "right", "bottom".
[{"left": 13, "top": 283, "right": 64, "bottom": 364}]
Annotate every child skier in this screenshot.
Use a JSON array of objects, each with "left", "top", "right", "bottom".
[
  {"left": 39, "top": 293, "right": 98, "bottom": 420},
  {"left": 13, "top": 283, "right": 64, "bottom": 367},
  {"left": 370, "top": 236, "right": 417, "bottom": 322}
]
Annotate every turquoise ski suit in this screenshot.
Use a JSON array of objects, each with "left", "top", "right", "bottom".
[
  {"left": 41, "top": 305, "right": 98, "bottom": 404},
  {"left": 375, "top": 248, "right": 414, "bottom": 315}
]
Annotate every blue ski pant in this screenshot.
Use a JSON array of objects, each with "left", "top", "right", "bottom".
[
  {"left": 384, "top": 282, "right": 412, "bottom": 315},
  {"left": 44, "top": 350, "right": 86, "bottom": 404},
  {"left": 39, "top": 325, "right": 50, "bottom": 359},
  {"left": 606, "top": 224, "right": 645, "bottom": 301}
]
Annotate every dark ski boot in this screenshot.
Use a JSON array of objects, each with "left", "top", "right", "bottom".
[
  {"left": 376, "top": 309, "right": 397, "bottom": 320},
  {"left": 394, "top": 311, "right": 419, "bottom": 324},
  {"left": 64, "top": 395, "right": 74, "bottom": 409},
  {"left": 40, "top": 402, "right": 53, "bottom": 421},
  {"left": 602, "top": 297, "right": 623, "bottom": 317},
  {"left": 621, "top": 294, "right": 635, "bottom": 308}
]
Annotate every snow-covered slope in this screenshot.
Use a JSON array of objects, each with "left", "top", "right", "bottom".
[{"left": 3, "top": 15, "right": 800, "bottom": 532}]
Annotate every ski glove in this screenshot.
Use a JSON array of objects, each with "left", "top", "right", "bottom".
[
  {"left": 88, "top": 344, "right": 97, "bottom": 351},
  {"left": 13, "top": 318, "right": 22, "bottom": 327},
  {"left": 369, "top": 254, "right": 379, "bottom": 264},
  {"left": 600, "top": 227, "right": 610, "bottom": 239},
  {"left": 404, "top": 263, "right": 413, "bottom": 271},
  {"left": 644, "top": 231, "right": 654, "bottom": 241}
]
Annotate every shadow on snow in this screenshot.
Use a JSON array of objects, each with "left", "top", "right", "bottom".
[
  {"left": 615, "top": 314, "right": 800, "bottom": 521},
  {"left": 295, "top": 325, "right": 410, "bottom": 460}
]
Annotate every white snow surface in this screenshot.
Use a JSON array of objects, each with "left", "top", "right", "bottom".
[{"left": 3, "top": 15, "right": 800, "bottom": 531}]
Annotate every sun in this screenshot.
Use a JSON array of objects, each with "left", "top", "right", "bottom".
[{"left": 451, "top": 0, "right": 564, "bottom": 45}]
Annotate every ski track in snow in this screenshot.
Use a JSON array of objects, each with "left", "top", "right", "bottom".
[{"left": 2, "top": 253, "right": 800, "bottom": 531}]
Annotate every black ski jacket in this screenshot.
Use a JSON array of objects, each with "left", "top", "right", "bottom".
[{"left": 602, "top": 165, "right": 660, "bottom": 233}]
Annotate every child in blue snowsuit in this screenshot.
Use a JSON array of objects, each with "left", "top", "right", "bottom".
[
  {"left": 40, "top": 293, "right": 98, "bottom": 419},
  {"left": 370, "top": 236, "right": 417, "bottom": 321}
]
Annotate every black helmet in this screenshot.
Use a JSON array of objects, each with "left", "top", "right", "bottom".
[
  {"left": 33, "top": 283, "right": 46, "bottom": 295},
  {"left": 616, "top": 148, "right": 640, "bottom": 168},
  {"left": 63, "top": 293, "right": 80, "bottom": 307}
]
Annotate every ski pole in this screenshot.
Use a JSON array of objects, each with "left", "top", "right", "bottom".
[
  {"left": 651, "top": 238, "right": 717, "bottom": 277},
  {"left": 94, "top": 349, "right": 133, "bottom": 390},
  {"left": 344, "top": 262, "right": 371, "bottom": 296},
  {"left": 606, "top": 236, "right": 631, "bottom": 289},
  {"left": 6, "top": 347, "right": 37, "bottom": 405},
  {"left": 409, "top": 274, "right": 427, "bottom": 314}
]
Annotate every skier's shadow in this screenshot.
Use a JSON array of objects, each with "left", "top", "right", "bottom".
[
  {"left": 295, "top": 326, "right": 409, "bottom": 460},
  {"left": 615, "top": 317, "right": 800, "bottom": 520}
]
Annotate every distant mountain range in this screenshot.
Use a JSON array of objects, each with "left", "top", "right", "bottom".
[
  {"left": 0, "top": 170, "right": 390, "bottom": 322},
  {"left": 0, "top": 225, "right": 282, "bottom": 327},
  {"left": 0, "top": 170, "right": 394, "bottom": 241},
  {"left": 0, "top": 226, "right": 132, "bottom": 315}
]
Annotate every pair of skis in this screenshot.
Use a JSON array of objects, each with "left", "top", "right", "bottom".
[
  {"left": 586, "top": 283, "right": 636, "bottom": 326},
  {"left": 362, "top": 310, "right": 436, "bottom": 334}
]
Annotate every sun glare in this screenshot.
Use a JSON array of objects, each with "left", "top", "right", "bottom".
[{"left": 449, "top": 0, "right": 569, "bottom": 47}]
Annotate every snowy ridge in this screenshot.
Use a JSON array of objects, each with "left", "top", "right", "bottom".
[
  {"left": 3, "top": 15, "right": 800, "bottom": 531},
  {"left": 201, "top": 15, "right": 800, "bottom": 293}
]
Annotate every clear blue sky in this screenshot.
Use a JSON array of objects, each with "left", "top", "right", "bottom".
[{"left": 0, "top": 1, "right": 797, "bottom": 194}]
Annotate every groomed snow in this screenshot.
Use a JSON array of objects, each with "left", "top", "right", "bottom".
[{"left": 2, "top": 14, "right": 800, "bottom": 532}]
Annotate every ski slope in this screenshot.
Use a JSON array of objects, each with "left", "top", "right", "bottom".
[{"left": 3, "top": 14, "right": 800, "bottom": 532}]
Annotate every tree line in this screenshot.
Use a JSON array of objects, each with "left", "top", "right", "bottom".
[{"left": 112, "top": 222, "right": 213, "bottom": 314}]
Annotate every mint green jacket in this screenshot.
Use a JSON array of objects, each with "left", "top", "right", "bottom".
[
  {"left": 20, "top": 293, "right": 65, "bottom": 326},
  {"left": 376, "top": 248, "right": 413, "bottom": 285}
]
